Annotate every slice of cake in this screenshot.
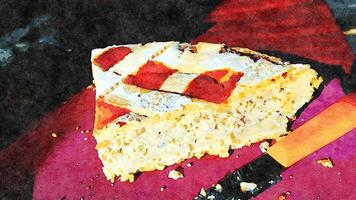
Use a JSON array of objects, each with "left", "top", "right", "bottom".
[{"left": 91, "top": 42, "right": 322, "bottom": 182}]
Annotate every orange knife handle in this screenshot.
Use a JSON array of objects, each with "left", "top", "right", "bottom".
[{"left": 267, "top": 92, "right": 356, "bottom": 168}]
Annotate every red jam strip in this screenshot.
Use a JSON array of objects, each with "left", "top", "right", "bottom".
[
  {"left": 116, "top": 122, "right": 127, "bottom": 127},
  {"left": 184, "top": 71, "right": 244, "bottom": 104},
  {"left": 203, "top": 69, "right": 229, "bottom": 80},
  {"left": 93, "top": 47, "right": 132, "bottom": 71},
  {"left": 125, "top": 61, "right": 177, "bottom": 90},
  {"left": 95, "top": 98, "right": 131, "bottom": 130}
]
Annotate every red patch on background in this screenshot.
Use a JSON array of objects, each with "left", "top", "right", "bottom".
[
  {"left": 93, "top": 47, "right": 132, "bottom": 71},
  {"left": 184, "top": 71, "right": 244, "bottom": 103},
  {"left": 192, "top": 1, "right": 354, "bottom": 73},
  {"left": 125, "top": 61, "right": 177, "bottom": 90},
  {"left": 95, "top": 98, "right": 130, "bottom": 130}
]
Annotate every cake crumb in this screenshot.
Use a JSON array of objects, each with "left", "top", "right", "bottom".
[
  {"left": 51, "top": 133, "right": 57, "bottom": 138},
  {"left": 186, "top": 162, "right": 193, "bottom": 167},
  {"left": 168, "top": 169, "right": 183, "bottom": 180},
  {"left": 214, "top": 183, "right": 223, "bottom": 192},
  {"left": 317, "top": 158, "right": 334, "bottom": 168},
  {"left": 278, "top": 193, "right": 286, "bottom": 200},
  {"left": 160, "top": 185, "right": 167, "bottom": 192},
  {"left": 200, "top": 188, "right": 207, "bottom": 197},
  {"left": 240, "top": 182, "right": 257, "bottom": 192},
  {"left": 259, "top": 141, "right": 270, "bottom": 153},
  {"left": 207, "top": 195, "right": 215, "bottom": 200}
]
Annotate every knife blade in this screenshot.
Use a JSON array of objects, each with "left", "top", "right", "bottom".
[
  {"left": 195, "top": 92, "right": 356, "bottom": 200},
  {"left": 195, "top": 154, "right": 283, "bottom": 200}
]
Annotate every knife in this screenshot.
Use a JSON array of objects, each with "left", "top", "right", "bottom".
[{"left": 195, "top": 92, "right": 356, "bottom": 200}]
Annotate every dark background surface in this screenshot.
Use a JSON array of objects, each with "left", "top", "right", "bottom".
[
  {"left": 0, "top": 0, "right": 354, "bottom": 199},
  {"left": 326, "top": 0, "right": 356, "bottom": 52}
]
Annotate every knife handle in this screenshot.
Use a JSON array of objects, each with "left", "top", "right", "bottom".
[{"left": 267, "top": 92, "right": 356, "bottom": 168}]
